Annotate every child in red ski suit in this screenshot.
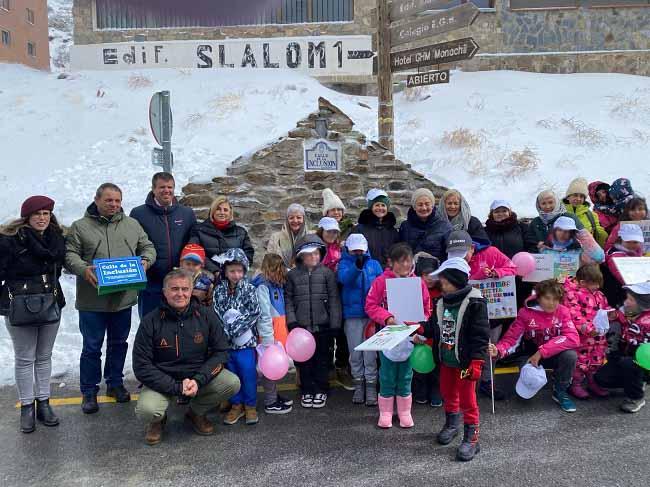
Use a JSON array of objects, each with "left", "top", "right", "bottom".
[{"left": 562, "top": 265, "right": 610, "bottom": 400}]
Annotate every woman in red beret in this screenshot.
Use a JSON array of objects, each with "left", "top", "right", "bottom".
[{"left": 0, "top": 195, "right": 66, "bottom": 434}]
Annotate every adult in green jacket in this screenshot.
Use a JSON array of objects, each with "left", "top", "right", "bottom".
[
  {"left": 562, "top": 177, "right": 609, "bottom": 247},
  {"left": 65, "top": 183, "right": 156, "bottom": 414},
  {"left": 525, "top": 190, "right": 584, "bottom": 253}
]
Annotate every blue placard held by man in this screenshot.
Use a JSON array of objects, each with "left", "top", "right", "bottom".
[{"left": 94, "top": 256, "right": 147, "bottom": 295}]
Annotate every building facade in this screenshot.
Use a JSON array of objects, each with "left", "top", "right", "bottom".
[
  {"left": 0, "top": 0, "right": 50, "bottom": 70},
  {"left": 71, "top": 0, "right": 650, "bottom": 79}
]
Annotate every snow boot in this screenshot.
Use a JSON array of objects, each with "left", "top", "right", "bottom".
[
  {"left": 352, "top": 378, "right": 365, "bottom": 404},
  {"left": 377, "top": 396, "right": 394, "bottom": 428},
  {"left": 396, "top": 395, "right": 414, "bottom": 428},
  {"left": 456, "top": 424, "right": 481, "bottom": 462},
  {"left": 20, "top": 403, "right": 35, "bottom": 434},
  {"left": 586, "top": 372, "right": 610, "bottom": 398},
  {"left": 36, "top": 399, "right": 59, "bottom": 426},
  {"left": 437, "top": 412, "right": 461, "bottom": 445},
  {"left": 569, "top": 382, "right": 590, "bottom": 400},
  {"left": 365, "top": 381, "right": 378, "bottom": 407}
]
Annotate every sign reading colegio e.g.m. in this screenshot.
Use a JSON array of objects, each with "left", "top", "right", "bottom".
[{"left": 70, "top": 36, "right": 373, "bottom": 77}]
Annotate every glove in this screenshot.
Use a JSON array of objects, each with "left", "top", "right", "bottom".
[
  {"left": 355, "top": 255, "right": 365, "bottom": 269},
  {"left": 460, "top": 360, "right": 484, "bottom": 381}
]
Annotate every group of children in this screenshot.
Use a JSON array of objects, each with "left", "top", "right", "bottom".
[{"left": 169, "top": 179, "right": 649, "bottom": 463}]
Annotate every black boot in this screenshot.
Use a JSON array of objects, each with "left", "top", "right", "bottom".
[
  {"left": 20, "top": 403, "right": 36, "bottom": 434},
  {"left": 106, "top": 385, "right": 131, "bottom": 403},
  {"left": 36, "top": 399, "right": 60, "bottom": 426},
  {"left": 456, "top": 424, "right": 481, "bottom": 462},
  {"left": 81, "top": 393, "right": 99, "bottom": 414},
  {"left": 437, "top": 412, "right": 461, "bottom": 445}
]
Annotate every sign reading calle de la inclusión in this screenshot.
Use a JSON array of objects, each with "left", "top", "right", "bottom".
[{"left": 390, "top": 37, "right": 479, "bottom": 72}]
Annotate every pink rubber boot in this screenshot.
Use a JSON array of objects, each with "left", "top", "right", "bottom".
[
  {"left": 586, "top": 372, "right": 610, "bottom": 398},
  {"left": 569, "top": 371, "right": 590, "bottom": 400},
  {"left": 377, "top": 396, "right": 394, "bottom": 428},
  {"left": 396, "top": 395, "right": 414, "bottom": 428}
]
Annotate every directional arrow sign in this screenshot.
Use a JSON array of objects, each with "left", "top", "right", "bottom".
[
  {"left": 406, "top": 69, "right": 450, "bottom": 87},
  {"left": 390, "top": 0, "right": 462, "bottom": 22},
  {"left": 390, "top": 3, "right": 479, "bottom": 47},
  {"left": 348, "top": 50, "right": 376, "bottom": 60},
  {"left": 390, "top": 37, "right": 480, "bottom": 72}
]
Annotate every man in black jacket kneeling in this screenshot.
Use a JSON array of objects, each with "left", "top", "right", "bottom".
[{"left": 132, "top": 269, "right": 240, "bottom": 445}]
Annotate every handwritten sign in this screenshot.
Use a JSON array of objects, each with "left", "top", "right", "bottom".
[
  {"left": 469, "top": 276, "right": 517, "bottom": 320},
  {"left": 523, "top": 252, "right": 581, "bottom": 283},
  {"left": 355, "top": 324, "right": 420, "bottom": 352},
  {"left": 613, "top": 257, "right": 650, "bottom": 285},
  {"left": 620, "top": 220, "right": 650, "bottom": 255},
  {"left": 94, "top": 257, "right": 147, "bottom": 295}
]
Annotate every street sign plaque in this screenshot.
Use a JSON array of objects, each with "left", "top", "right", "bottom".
[
  {"left": 389, "top": 0, "right": 461, "bottom": 22},
  {"left": 390, "top": 4, "right": 479, "bottom": 47},
  {"left": 390, "top": 37, "right": 479, "bottom": 72},
  {"left": 406, "top": 69, "right": 450, "bottom": 87}
]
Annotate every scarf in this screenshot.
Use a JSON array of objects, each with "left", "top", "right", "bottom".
[
  {"left": 552, "top": 238, "right": 575, "bottom": 251},
  {"left": 437, "top": 190, "right": 472, "bottom": 232},
  {"left": 485, "top": 213, "right": 518, "bottom": 233},
  {"left": 212, "top": 218, "right": 231, "bottom": 231},
  {"left": 536, "top": 191, "right": 566, "bottom": 224}
]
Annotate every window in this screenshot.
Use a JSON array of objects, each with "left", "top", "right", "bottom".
[
  {"left": 95, "top": 0, "right": 354, "bottom": 30},
  {"left": 27, "top": 41, "right": 35, "bottom": 57},
  {"left": 26, "top": 8, "right": 34, "bottom": 24},
  {"left": 1, "top": 29, "right": 9, "bottom": 46},
  {"left": 0, "top": 0, "right": 9, "bottom": 12}
]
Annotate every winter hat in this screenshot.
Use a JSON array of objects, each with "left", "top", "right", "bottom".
[
  {"left": 565, "top": 177, "right": 589, "bottom": 199},
  {"left": 619, "top": 223, "right": 644, "bottom": 243},
  {"left": 180, "top": 243, "right": 206, "bottom": 264},
  {"left": 322, "top": 188, "right": 346, "bottom": 216},
  {"left": 610, "top": 178, "right": 635, "bottom": 213},
  {"left": 194, "top": 273, "right": 212, "bottom": 292},
  {"left": 515, "top": 364, "right": 548, "bottom": 399},
  {"left": 346, "top": 233, "right": 369, "bottom": 252},
  {"left": 430, "top": 257, "right": 470, "bottom": 288},
  {"left": 366, "top": 188, "right": 391, "bottom": 209},
  {"left": 318, "top": 217, "right": 340, "bottom": 232},
  {"left": 490, "top": 200, "right": 512, "bottom": 212},
  {"left": 446, "top": 230, "right": 473, "bottom": 259},
  {"left": 411, "top": 188, "right": 436, "bottom": 208},
  {"left": 287, "top": 203, "right": 306, "bottom": 217},
  {"left": 536, "top": 190, "right": 566, "bottom": 224},
  {"left": 414, "top": 252, "right": 440, "bottom": 276},
  {"left": 20, "top": 195, "right": 55, "bottom": 218},
  {"left": 553, "top": 216, "right": 578, "bottom": 232},
  {"left": 212, "top": 248, "right": 250, "bottom": 273}
]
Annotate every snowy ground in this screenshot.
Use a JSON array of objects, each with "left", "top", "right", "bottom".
[{"left": 2, "top": 64, "right": 650, "bottom": 384}]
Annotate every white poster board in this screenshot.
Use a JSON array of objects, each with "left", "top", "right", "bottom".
[
  {"left": 354, "top": 325, "right": 420, "bottom": 352},
  {"left": 469, "top": 275, "right": 518, "bottom": 320},
  {"left": 620, "top": 221, "right": 650, "bottom": 255},
  {"left": 523, "top": 254, "right": 554, "bottom": 282},
  {"left": 386, "top": 277, "right": 425, "bottom": 323},
  {"left": 613, "top": 257, "right": 650, "bottom": 285}
]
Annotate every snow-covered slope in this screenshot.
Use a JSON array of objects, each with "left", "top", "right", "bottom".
[
  {"left": 48, "top": 0, "right": 73, "bottom": 71},
  {"left": 2, "top": 64, "right": 650, "bottom": 384}
]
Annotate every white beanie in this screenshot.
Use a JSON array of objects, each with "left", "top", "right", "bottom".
[
  {"left": 411, "top": 188, "right": 435, "bottom": 207},
  {"left": 322, "top": 188, "right": 346, "bottom": 216},
  {"left": 565, "top": 177, "right": 589, "bottom": 199}
]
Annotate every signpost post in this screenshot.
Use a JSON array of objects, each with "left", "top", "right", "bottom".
[
  {"left": 149, "top": 90, "right": 173, "bottom": 174},
  {"left": 375, "top": 0, "right": 480, "bottom": 154}
]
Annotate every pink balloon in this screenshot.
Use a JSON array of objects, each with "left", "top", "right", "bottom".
[
  {"left": 286, "top": 328, "right": 316, "bottom": 362},
  {"left": 259, "top": 344, "right": 289, "bottom": 381},
  {"left": 512, "top": 252, "right": 536, "bottom": 277}
]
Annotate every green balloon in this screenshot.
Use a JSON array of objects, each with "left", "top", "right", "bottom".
[
  {"left": 410, "top": 344, "right": 435, "bottom": 374},
  {"left": 635, "top": 343, "right": 650, "bottom": 371}
]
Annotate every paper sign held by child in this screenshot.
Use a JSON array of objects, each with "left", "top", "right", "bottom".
[
  {"left": 469, "top": 276, "right": 517, "bottom": 319},
  {"left": 524, "top": 252, "right": 580, "bottom": 283},
  {"left": 613, "top": 257, "right": 650, "bottom": 285},
  {"left": 355, "top": 324, "right": 420, "bottom": 352},
  {"left": 385, "top": 277, "right": 426, "bottom": 323}
]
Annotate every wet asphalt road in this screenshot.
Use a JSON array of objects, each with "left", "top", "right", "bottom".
[{"left": 0, "top": 374, "right": 647, "bottom": 487}]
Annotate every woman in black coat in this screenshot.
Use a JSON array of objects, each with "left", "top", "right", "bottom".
[
  {"left": 484, "top": 200, "right": 528, "bottom": 259},
  {"left": 0, "top": 196, "right": 66, "bottom": 433},
  {"left": 189, "top": 195, "right": 254, "bottom": 273},
  {"left": 353, "top": 189, "right": 399, "bottom": 268}
]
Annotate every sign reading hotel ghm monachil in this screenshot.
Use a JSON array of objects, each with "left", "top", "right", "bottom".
[
  {"left": 303, "top": 139, "right": 342, "bottom": 172},
  {"left": 390, "top": 37, "right": 480, "bottom": 72}
]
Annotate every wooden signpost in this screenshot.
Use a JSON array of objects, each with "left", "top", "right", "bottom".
[{"left": 376, "top": 0, "right": 481, "bottom": 152}]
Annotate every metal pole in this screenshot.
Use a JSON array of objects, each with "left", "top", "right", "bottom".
[
  {"left": 489, "top": 340, "right": 495, "bottom": 415},
  {"left": 161, "top": 90, "right": 172, "bottom": 174},
  {"left": 377, "top": 0, "right": 394, "bottom": 152}
]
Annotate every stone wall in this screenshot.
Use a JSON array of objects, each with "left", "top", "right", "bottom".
[{"left": 179, "top": 98, "right": 445, "bottom": 265}]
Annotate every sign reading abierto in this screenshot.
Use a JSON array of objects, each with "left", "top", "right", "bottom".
[
  {"left": 390, "top": 4, "right": 479, "bottom": 47},
  {"left": 406, "top": 69, "right": 450, "bottom": 87},
  {"left": 71, "top": 36, "right": 373, "bottom": 77},
  {"left": 303, "top": 139, "right": 341, "bottom": 172},
  {"left": 94, "top": 257, "right": 147, "bottom": 296},
  {"left": 391, "top": 37, "right": 480, "bottom": 72},
  {"left": 390, "top": 0, "right": 461, "bottom": 21}
]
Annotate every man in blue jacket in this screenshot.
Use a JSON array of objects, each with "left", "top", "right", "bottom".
[{"left": 130, "top": 172, "right": 196, "bottom": 318}]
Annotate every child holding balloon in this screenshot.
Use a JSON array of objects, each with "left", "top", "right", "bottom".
[
  {"left": 252, "top": 253, "right": 294, "bottom": 415},
  {"left": 421, "top": 257, "right": 489, "bottom": 462},
  {"left": 594, "top": 282, "right": 650, "bottom": 413},
  {"left": 365, "top": 243, "right": 432, "bottom": 429},
  {"left": 212, "top": 249, "right": 261, "bottom": 426}
]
